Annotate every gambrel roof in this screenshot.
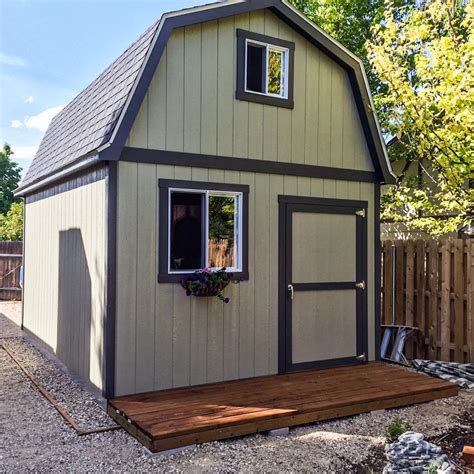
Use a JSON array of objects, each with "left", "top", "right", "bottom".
[{"left": 17, "top": 0, "right": 395, "bottom": 194}]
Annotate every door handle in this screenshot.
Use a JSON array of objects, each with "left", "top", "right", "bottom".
[{"left": 287, "top": 284, "right": 294, "bottom": 300}]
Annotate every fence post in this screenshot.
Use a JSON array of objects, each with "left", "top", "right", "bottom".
[{"left": 439, "top": 240, "right": 451, "bottom": 361}]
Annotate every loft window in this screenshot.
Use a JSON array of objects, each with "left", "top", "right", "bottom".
[
  {"left": 245, "top": 40, "right": 288, "bottom": 97},
  {"left": 236, "top": 29, "right": 294, "bottom": 108},
  {"left": 158, "top": 179, "right": 249, "bottom": 282}
]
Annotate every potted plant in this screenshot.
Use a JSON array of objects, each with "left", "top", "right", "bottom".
[{"left": 181, "top": 267, "right": 234, "bottom": 303}]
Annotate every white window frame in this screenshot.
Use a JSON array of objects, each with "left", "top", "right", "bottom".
[
  {"left": 244, "top": 38, "right": 289, "bottom": 99},
  {"left": 167, "top": 188, "right": 243, "bottom": 274}
]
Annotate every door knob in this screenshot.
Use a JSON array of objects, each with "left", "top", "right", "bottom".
[{"left": 287, "top": 284, "right": 294, "bottom": 300}]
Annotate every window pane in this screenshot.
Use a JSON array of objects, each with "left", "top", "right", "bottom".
[
  {"left": 246, "top": 43, "right": 265, "bottom": 93},
  {"left": 208, "top": 195, "right": 237, "bottom": 269},
  {"left": 170, "top": 192, "right": 202, "bottom": 271},
  {"left": 267, "top": 49, "right": 283, "bottom": 95}
]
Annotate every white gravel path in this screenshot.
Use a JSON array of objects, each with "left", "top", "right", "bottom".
[{"left": 0, "top": 303, "right": 472, "bottom": 472}]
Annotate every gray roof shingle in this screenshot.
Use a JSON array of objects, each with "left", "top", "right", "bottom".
[{"left": 21, "top": 18, "right": 161, "bottom": 187}]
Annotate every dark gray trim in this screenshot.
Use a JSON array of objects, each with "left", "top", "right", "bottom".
[
  {"left": 293, "top": 282, "right": 358, "bottom": 291},
  {"left": 278, "top": 196, "right": 368, "bottom": 373},
  {"left": 236, "top": 28, "right": 294, "bottom": 108},
  {"left": 157, "top": 179, "right": 249, "bottom": 284},
  {"left": 287, "top": 356, "right": 363, "bottom": 373},
  {"left": 121, "top": 147, "right": 376, "bottom": 183},
  {"left": 24, "top": 165, "right": 107, "bottom": 203},
  {"left": 100, "top": 0, "right": 394, "bottom": 184},
  {"left": 103, "top": 161, "right": 117, "bottom": 399},
  {"left": 374, "top": 182, "right": 381, "bottom": 360},
  {"left": 278, "top": 194, "right": 368, "bottom": 209}
]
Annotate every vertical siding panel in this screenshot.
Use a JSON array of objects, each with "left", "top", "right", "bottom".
[
  {"left": 184, "top": 24, "right": 202, "bottom": 153},
  {"left": 201, "top": 21, "right": 218, "bottom": 155},
  {"left": 268, "top": 174, "right": 284, "bottom": 373},
  {"left": 116, "top": 162, "right": 138, "bottom": 394},
  {"left": 318, "top": 54, "right": 332, "bottom": 166},
  {"left": 297, "top": 177, "right": 311, "bottom": 196},
  {"left": 217, "top": 17, "right": 234, "bottom": 157},
  {"left": 342, "top": 74, "right": 356, "bottom": 169},
  {"left": 263, "top": 10, "right": 278, "bottom": 162},
  {"left": 148, "top": 46, "right": 167, "bottom": 150},
  {"left": 190, "top": 167, "right": 209, "bottom": 385},
  {"left": 166, "top": 28, "right": 185, "bottom": 152},
  {"left": 284, "top": 176, "right": 298, "bottom": 195},
  {"left": 330, "top": 65, "right": 344, "bottom": 168},
  {"left": 223, "top": 170, "right": 241, "bottom": 380},
  {"left": 254, "top": 173, "right": 270, "bottom": 375},
  {"left": 323, "top": 179, "right": 337, "bottom": 198},
  {"left": 233, "top": 14, "right": 250, "bottom": 158},
  {"left": 291, "top": 38, "right": 306, "bottom": 164},
  {"left": 129, "top": 92, "right": 148, "bottom": 148},
  {"left": 135, "top": 164, "right": 157, "bottom": 392},
  {"left": 239, "top": 172, "right": 255, "bottom": 377},
  {"left": 310, "top": 177, "right": 324, "bottom": 197},
  {"left": 305, "top": 46, "right": 319, "bottom": 164},
  {"left": 154, "top": 164, "right": 175, "bottom": 390},
  {"left": 277, "top": 21, "right": 293, "bottom": 162},
  {"left": 248, "top": 11, "right": 265, "bottom": 160},
  {"left": 171, "top": 166, "right": 192, "bottom": 388},
  {"left": 207, "top": 297, "right": 224, "bottom": 383}
]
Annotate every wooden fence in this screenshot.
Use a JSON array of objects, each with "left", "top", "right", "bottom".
[
  {"left": 208, "top": 239, "right": 234, "bottom": 268},
  {"left": 0, "top": 241, "right": 22, "bottom": 300},
  {"left": 381, "top": 239, "right": 473, "bottom": 363}
]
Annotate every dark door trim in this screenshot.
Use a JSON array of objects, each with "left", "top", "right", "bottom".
[{"left": 278, "top": 195, "right": 368, "bottom": 374}]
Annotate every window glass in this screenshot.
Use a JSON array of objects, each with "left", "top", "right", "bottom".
[
  {"left": 170, "top": 192, "right": 202, "bottom": 271},
  {"left": 208, "top": 195, "right": 237, "bottom": 268},
  {"left": 246, "top": 43, "right": 265, "bottom": 93},
  {"left": 267, "top": 48, "right": 283, "bottom": 95}
]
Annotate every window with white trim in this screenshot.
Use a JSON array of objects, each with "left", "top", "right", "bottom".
[
  {"left": 245, "top": 39, "right": 289, "bottom": 98},
  {"left": 158, "top": 179, "right": 249, "bottom": 282},
  {"left": 169, "top": 189, "right": 242, "bottom": 273},
  {"left": 236, "top": 29, "right": 294, "bottom": 108}
]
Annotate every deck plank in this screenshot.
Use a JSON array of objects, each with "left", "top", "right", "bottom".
[{"left": 108, "top": 363, "right": 458, "bottom": 452}]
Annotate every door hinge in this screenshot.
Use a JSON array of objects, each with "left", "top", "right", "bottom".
[
  {"left": 356, "top": 353, "right": 366, "bottom": 362},
  {"left": 355, "top": 281, "right": 365, "bottom": 290},
  {"left": 355, "top": 209, "right": 365, "bottom": 217}
]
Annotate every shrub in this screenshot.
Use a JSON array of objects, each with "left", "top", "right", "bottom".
[{"left": 386, "top": 418, "right": 412, "bottom": 443}]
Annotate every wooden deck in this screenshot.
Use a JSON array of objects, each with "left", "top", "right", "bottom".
[{"left": 107, "top": 363, "right": 458, "bottom": 453}]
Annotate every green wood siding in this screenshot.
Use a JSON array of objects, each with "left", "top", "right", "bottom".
[
  {"left": 115, "top": 162, "right": 375, "bottom": 396},
  {"left": 128, "top": 9, "right": 374, "bottom": 172},
  {"left": 22, "top": 168, "right": 107, "bottom": 392}
]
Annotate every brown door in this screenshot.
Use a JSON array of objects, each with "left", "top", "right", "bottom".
[{"left": 278, "top": 196, "right": 367, "bottom": 373}]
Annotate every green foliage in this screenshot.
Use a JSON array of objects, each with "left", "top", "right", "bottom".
[
  {"left": 0, "top": 143, "right": 22, "bottom": 215},
  {"left": 367, "top": 0, "right": 474, "bottom": 236},
  {"left": 0, "top": 201, "right": 23, "bottom": 241},
  {"left": 208, "top": 195, "right": 235, "bottom": 241},
  {"left": 386, "top": 418, "right": 412, "bottom": 443}
]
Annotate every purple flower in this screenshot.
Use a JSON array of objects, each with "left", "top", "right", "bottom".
[
  {"left": 186, "top": 290, "right": 192, "bottom": 296},
  {"left": 224, "top": 298, "right": 230, "bottom": 304}
]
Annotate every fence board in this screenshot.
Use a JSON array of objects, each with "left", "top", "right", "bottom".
[
  {"left": 0, "top": 241, "right": 22, "bottom": 300},
  {"left": 381, "top": 239, "right": 473, "bottom": 363}
]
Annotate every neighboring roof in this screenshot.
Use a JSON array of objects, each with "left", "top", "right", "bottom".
[{"left": 17, "top": 0, "right": 395, "bottom": 194}]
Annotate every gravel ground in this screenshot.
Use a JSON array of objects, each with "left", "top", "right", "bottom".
[
  {"left": 0, "top": 303, "right": 473, "bottom": 472},
  {"left": 0, "top": 302, "right": 22, "bottom": 338}
]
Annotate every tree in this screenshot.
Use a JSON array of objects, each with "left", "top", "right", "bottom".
[
  {"left": 0, "top": 144, "right": 22, "bottom": 215},
  {"left": 289, "top": 0, "right": 414, "bottom": 92},
  {"left": 0, "top": 201, "right": 23, "bottom": 241},
  {"left": 367, "top": 0, "right": 473, "bottom": 236}
]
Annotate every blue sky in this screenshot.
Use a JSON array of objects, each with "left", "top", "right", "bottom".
[{"left": 0, "top": 0, "right": 203, "bottom": 177}]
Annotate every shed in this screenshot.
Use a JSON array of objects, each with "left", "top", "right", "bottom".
[{"left": 16, "top": 0, "right": 396, "bottom": 399}]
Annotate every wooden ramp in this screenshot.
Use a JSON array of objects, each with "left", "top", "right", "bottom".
[{"left": 107, "top": 363, "right": 458, "bottom": 453}]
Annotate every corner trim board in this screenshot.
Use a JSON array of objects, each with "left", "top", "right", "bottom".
[
  {"left": 121, "top": 147, "right": 376, "bottom": 183},
  {"left": 104, "top": 161, "right": 118, "bottom": 399}
]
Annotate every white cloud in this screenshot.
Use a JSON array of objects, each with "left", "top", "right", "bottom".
[
  {"left": 0, "top": 52, "right": 28, "bottom": 67},
  {"left": 10, "top": 104, "right": 65, "bottom": 132},
  {"left": 24, "top": 96, "right": 34, "bottom": 104},
  {"left": 11, "top": 119, "right": 23, "bottom": 128}
]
